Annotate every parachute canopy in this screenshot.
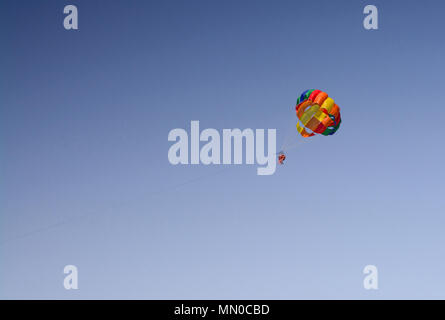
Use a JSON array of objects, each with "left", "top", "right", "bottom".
[{"left": 295, "top": 89, "right": 341, "bottom": 138}]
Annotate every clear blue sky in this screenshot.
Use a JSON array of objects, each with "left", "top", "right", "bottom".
[{"left": 1, "top": 0, "right": 445, "bottom": 299}]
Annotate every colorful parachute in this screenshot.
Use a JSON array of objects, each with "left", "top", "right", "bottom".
[{"left": 295, "top": 89, "right": 341, "bottom": 138}]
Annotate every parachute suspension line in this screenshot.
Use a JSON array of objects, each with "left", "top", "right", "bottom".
[
  {"left": 283, "top": 133, "right": 320, "bottom": 152},
  {"left": 280, "top": 110, "right": 300, "bottom": 152}
]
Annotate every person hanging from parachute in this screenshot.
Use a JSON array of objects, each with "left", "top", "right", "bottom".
[
  {"left": 277, "top": 152, "right": 286, "bottom": 165},
  {"left": 278, "top": 89, "right": 342, "bottom": 165}
]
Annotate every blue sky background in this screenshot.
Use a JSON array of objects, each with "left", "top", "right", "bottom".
[{"left": 1, "top": 0, "right": 445, "bottom": 299}]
